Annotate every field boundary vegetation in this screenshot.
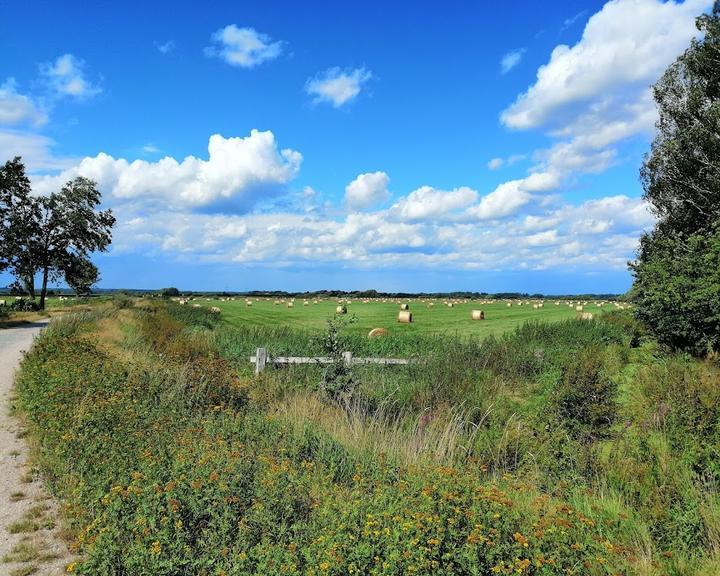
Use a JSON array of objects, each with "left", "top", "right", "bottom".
[{"left": 8, "top": 297, "right": 719, "bottom": 574}]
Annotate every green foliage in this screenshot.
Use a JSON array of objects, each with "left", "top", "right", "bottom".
[
  {"left": 11, "top": 298, "right": 39, "bottom": 312},
  {"left": 632, "top": 4, "right": 720, "bottom": 355},
  {"left": 159, "top": 287, "right": 181, "bottom": 298},
  {"left": 640, "top": 3, "right": 720, "bottom": 236},
  {"left": 63, "top": 254, "right": 99, "bottom": 295},
  {"left": 15, "top": 302, "right": 720, "bottom": 573},
  {"left": 15, "top": 307, "right": 635, "bottom": 575},
  {"left": 631, "top": 226, "right": 720, "bottom": 355},
  {"left": 163, "top": 301, "right": 220, "bottom": 329},
  {"left": 552, "top": 347, "right": 617, "bottom": 444},
  {"left": 316, "top": 315, "right": 358, "bottom": 403},
  {"left": 0, "top": 157, "right": 114, "bottom": 309}
]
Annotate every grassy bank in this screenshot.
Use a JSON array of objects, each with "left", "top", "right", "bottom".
[{"left": 13, "top": 300, "right": 720, "bottom": 574}]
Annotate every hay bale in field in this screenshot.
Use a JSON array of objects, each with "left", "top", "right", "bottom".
[
  {"left": 447, "top": 302, "right": 454, "bottom": 308},
  {"left": 246, "top": 300, "right": 253, "bottom": 306},
  {"left": 507, "top": 302, "right": 512, "bottom": 307},
  {"left": 336, "top": 305, "right": 347, "bottom": 314},
  {"left": 575, "top": 305, "right": 584, "bottom": 312},
  {"left": 398, "top": 310, "right": 413, "bottom": 323},
  {"left": 578, "top": 312, "right": 594, "bottom": 321},
  {"left": 287, "top": 302, "right": 294, "bottom": 308},
  {"left": 210, "top": 306, "right": 221, "bottom": 313},
  {"left": 192, "top": 304, "right": 201, "bottom": 308},
  {"left": 471, "top": 310, "right": 484, "bottom": 320},
  {"left": 532, "top": 304, "right": 538, "bottom": 310},
  {"left": 427, "top": 302, "right": 434, "bottom": 308},
  {"left": 303, "top": 301, "right": 309, "bottom": 306},
  {"left": 368, "top": 327, "right": 388, "bottom": 339},
  {"left": 400, "top": 303, "right": 410, "bottom": 311}
]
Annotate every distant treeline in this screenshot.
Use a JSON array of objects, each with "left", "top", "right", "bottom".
[{"left": 0, "top": 286, "right": 624, "bottom": 300}]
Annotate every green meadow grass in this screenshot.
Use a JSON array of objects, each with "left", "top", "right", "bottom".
[{"left": 204, "top": 297, "right": 621, "bottom": 337}]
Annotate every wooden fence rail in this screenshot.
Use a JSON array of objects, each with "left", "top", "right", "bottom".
[{"left": 251, "top": 347, "right": 412, "bottom": 374}]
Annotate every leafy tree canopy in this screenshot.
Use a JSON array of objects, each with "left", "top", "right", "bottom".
[
  {"left": 632, "top": 3, "right": 720, "bottom": 354},
  {"left": 0, "top": 157, "right": 114, "bottom": 308}
]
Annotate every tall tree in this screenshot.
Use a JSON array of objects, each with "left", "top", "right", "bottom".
[
  {"left": 631, "top": 3, "right": 720, "bottom": 354},
  {"left": 0, "top": 157, "right": 41, "bottom": 298},
  {"left": 0, "top": 158, "right": 115, "bottom": 309},
  {"left": 640, "top": 3, "right": 720, "bottom": 237}
]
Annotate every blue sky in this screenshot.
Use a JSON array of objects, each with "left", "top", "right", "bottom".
[{"left": 0, "top": 0, "right": 712, "bottom": 293}]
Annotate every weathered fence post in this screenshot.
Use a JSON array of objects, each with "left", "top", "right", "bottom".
[
  {"left": 255, "top": 347, "right": 267, "bottom": 374},
  {"left": 342, "top": 351, "right": 353, "bottom": 366}
]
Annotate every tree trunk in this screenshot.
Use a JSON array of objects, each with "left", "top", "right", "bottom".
[
  {"left": 25, "top": 276, "right": 35, "bottom": 300},
  {"left": 39, "top": 266, "right": 49, "bottom": 310}
]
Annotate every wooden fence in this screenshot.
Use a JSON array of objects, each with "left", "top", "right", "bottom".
[{"left": 251, "top": 347, "right": 412, "bottom": 374}]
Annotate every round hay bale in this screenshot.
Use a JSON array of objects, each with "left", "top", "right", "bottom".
[
  {"left": 210, "top": 306, "right": 221, "bottom": 314},
  {"left": 287, "top": 302, "right": 294, "bottom": 308},
  {"left": 575, "top": 305, "right": 584, "bottom": 312},
  {"left": 447, "top": 302, "right": 454, "bottom": 308},
  {"left": 368, "top": 327, "right": 388, "bottom": 339},
  {"left": 578, "top": 312, "right": 594, "bottom": 321},
  {"left": 471, "top": 310, "right": 484, "bottom": 321},
  {"left": 246, "top": 300, "right": 253, "bottom": 306},
  {"left": 398, "top": 310, "right": 413, "bottom": 323},
  {"left": 400, "top": 303, "right": 410, "bottom": 311},
  {"left": 507, "top": 302, "right": 512, "bottom": 307},
  {"left": 336, "top": 305, "right": 347, "bottom": 314}
]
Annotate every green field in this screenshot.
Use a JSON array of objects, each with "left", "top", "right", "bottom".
[{"left": 194, "top": 297, "right": 623, "bottom": 337}]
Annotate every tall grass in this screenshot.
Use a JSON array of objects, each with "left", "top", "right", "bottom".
[{"left": 13, "top": 299, "right": 720, "bottom": 574}]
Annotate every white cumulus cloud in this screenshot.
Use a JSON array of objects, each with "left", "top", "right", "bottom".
[
  {"left": 0, "top": 79, "right": 47, "bottom": 126},
  {"left": 345, "top": 171, "right": 390, "bottom": 210},
  {"left": 306, "top": 67, "right": 372, "bottom": 107},
  {"left": 501, "top": 0, "right": 710, "bottom": 130},
  {"left": 393, "top": 186, "right": 478, "bottom": 221},
  {"left": 33, "top": 130, "right": 302, "bottom": 212},
  {"left": 0, "top": 130, "right": 76, "bottom": 171},
  {"left": 205, "top": 25, "right": 283, "bottom": 68},
  {"left": 40, "top": 54, "right": 102, "bottom": 99}
]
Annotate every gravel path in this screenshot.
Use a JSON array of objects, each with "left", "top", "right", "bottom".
[{"left": 0, "top": 321, "right": 74, "bottom": 574}]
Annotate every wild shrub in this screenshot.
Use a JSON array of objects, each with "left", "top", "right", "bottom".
[
  {"left": 552, "top": 347, "right": 617, "bottom": 444},
  {"left": 11, "top": 298, "right": 40, "bottom": 312},
  {"left": 315, "top": 315, "right": 358, "bottom": 403}
]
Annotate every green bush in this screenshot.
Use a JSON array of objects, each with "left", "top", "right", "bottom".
[
  {"left": 631, "top": 226, "right": 720, "bottom": 356},
  {"left": 552, "top": 347, "right": 617, "bottom": 444},
  {"left": 11, "top": 297, "right": 40, "bottom": 311}
]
